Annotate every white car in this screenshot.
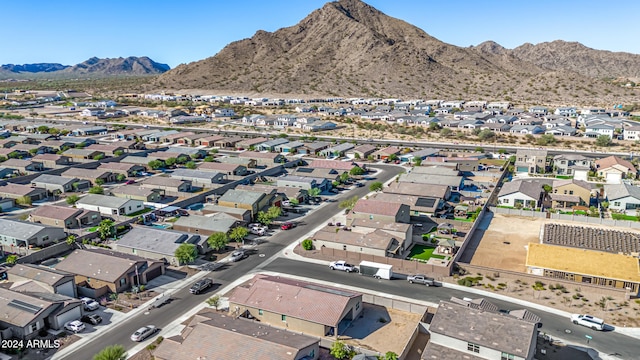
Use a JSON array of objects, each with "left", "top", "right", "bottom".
[
  {"left": 64, "top": 320, "right": 85, "bottom": 333},
  {"left": 250, "top": 227, "right": 266, "bottom": 236},
  {"left": 131, "top": 325, "right": 157, "bottom": 342},
  {"left": 81, "top": 297, "right": 100, "bottom": 311},
  {"left": 571, "top": 314, "right": 604, "bottom": 331},
  {"left": 282, "top": 200, "right": 291, "bottom": 207},
  {"left": 329, "top": 260, "right": 356, "bottom": 272}
]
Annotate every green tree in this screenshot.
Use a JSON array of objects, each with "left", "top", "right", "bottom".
[
  {"left": 98, "top": 219, "right": 115, "bottom": 240},
  {"left": 332, "top": 180, "right": 340, "bottom": 188},
  {"left": 369, "top": 181, "right": 383, "bottom": 192},
  {"left": 66, "top": 194, "right": 80, "bottom": 205},
  {"left": 301, "top": 239, "right": 313, "bottom": 251},
  {"left": 92, "top": 344, "right": 127, "bottom": 360},
  {"left": 537, "top": 134, "right": 557, "bottom": 146},
  {"left": 206, "top": 295, "right": 221, "bottom": 310},
  {"left": 349, "top": 166, "right": 365, "bottom": 176},
  {"left": 367, "top": 154, "right": 375, "bottom": 161},
  {"left": 148, "top": 160, "right": 164, "bottom": 170},
  {"left": 165, "top": 157, "right": 177, "bottom": 167},
  {"left": 207, "top": 232, "right": 228, "bottom": 252},
  {"left": 475, "top": 147, "right": 484, "bottom": 153},
  {"left": 95, "top": 178, "right": 105, "bottom": 186},
  {"left": 257, "top": 211, "right": 272, "bottom": 225},
  {"left": 229, "top": 227, "right": 249, "bottom": 245},
  {"left": 595, "top": 135, "right": 612, "bottom": 147},
  {"left": 6, "top": 254, "right": 18, "bottom": 264},
  {"left": 388, "top": 153, "right": 398, "bottom": 162},
  {"left": 16, "top": 195, "right": 32, "bottom": 206},
  {"left": 383, "top": 351, "right": 399, "bottom": 360},
  {"left": 0, "top": 155, "right": 6, "bottom": 163},
  {"left": 289, "top": 198, "right": 299, "bottom": 206},
  {"left": 266, "top": 206, "right": 282, "bottom": 219},
  {"left": 353, "top": 152, "right": 361, "bottom": 159},
  {"left": 340, "top": 172, "right": 350, "bottom": 183},
  {"left": 542, "top": 184, "right": 552, "bottom": 194},
  {"left": 93, "top": 154, "right": 105, "bottom": 161},
  {"left": 113, "top": 150, "right": 124, "bottom": 157},
  {"left": 37, "top": 125, "right": 50, "bottom": 133},
  {"left": 176, "top": 156, "right": 188, "bottom": 164},
  {"left": 440, "top": 128, "right": 453, "bottom": 137},
  {"left": 330, "top": 341, "right": 353, "bottom": 360},
  {"left": 203, "top": 156, "right": 214, "bottom": 162},
  {"left": 477, "top": 129, "right": 496, "bottom": 141},
  {"left": 339, "top": 195, "right": 359, "bottom": 211},
  {"left": 116, "top": 174, "right": 126, "bottom": 182},
  {"left": 412, "top": 157, "right": 422, "bottom": 166},
  {"left": 498, "top": 149, "right": 507, "bottom": 155},
  {"left": 66, "top": 235, "right": 77, "bottom": 245},
  {"left": 185, "top": 161, "right": 197, "bottom": 169},
  {"left": 308, "top": 187, "right": 321, "bottom": 198},
  {"left": 89, "top": 186, "right": 104, "bottom": 194},
  {"left": 174, "top": 243, "right": 198, "bottom": 264}
]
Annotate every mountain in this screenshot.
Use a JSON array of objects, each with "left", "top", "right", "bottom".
[
  {"left": 155, "top": 0, "right": 637, "bottom": 104},
  {"left": 0, "top": 56, "right": 170, "bottom": 79},
  {"left": 0, "top": 63, "right": 69, "bottom": 73}
]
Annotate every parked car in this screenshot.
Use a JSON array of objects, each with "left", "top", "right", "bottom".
[
  {"left": 131, "top": 325, "right": 158, "bottom": 342},
  {"left": 125, "top": 180, "right": 136, "bottom": 185},
  {"left": 407, "top": 275, "right": 435, "bottom": 286},
  {"left": 329, "top": 260, "right": 356, "bottom": 272},
  {"left": 280, "top": 222, "right": 295, "bottom": 230},
  {"left": 282, "top": 200, "right": 292, "bottom": 207},
  {"left": 81, "top": 314, "right": 103, "bottom": 325},
  {"left": 64, "top": 320, "right": 85, "bottom": 333},
  {"left": 230, "top": 249, "right": 248, "bottom": 262},
  {"left": 355, "top": 182, "right": 365, "bottom": 187},
  {"left": 81, "top": 297, "right": 100, "bottom": 311},
  {"left": 250, "top": 227, "right": 266, "bottom": 236},
  {"left": 248, "top": 223, "right": 263, "bottom": 230},
  {"left": 190, "top": 278, "right": 213, "bottom": 294},
  {"left": 571, "top": 314, "right": 604, "bottom": 331}
]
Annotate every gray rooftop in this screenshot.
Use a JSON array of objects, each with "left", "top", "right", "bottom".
[
  {"left": 116, "top": 227, "right": 200, "bottom": 256},
  {"left": 77, "top": 194, "right": 139, "bottom": 208},
  {"left": 430, "top": 300, "right": 536, "bottom": 357},
  {"left": 498, "top": 178, "right": 552, "bottom": 200},
  {"left": 604, "top": 183, "right": 640, "bottom": 201},
  {"left": 278, "top": 175, "right": 321, "bottom": 184},
  {"left": 0, "top": 219, "right": 49, "bottom": 240},
  {"left": 164, "top": 147, "right": 205, "bottom": 155},
  {"left": 326, "top": 142, "right": 355, "bottom": 152},
  {"left": 399, "top": 173, "right": 463, "bottom": 187},
  {"left": 32, "top": 174, "right": 76, "bottom": 186},
  {"left": 174, "top": 214, "right": 236, "bottom": 233},
  {"left": 171, "top": 169, "right": 222, "bottom": 181},
  {"left": 219, "top": 189, "right": 265, "bottom": 205}
]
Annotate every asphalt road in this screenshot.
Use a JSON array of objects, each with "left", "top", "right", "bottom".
[
  {"left": 57, "top": 165, "right": 404, "bottom": 360},
  {"left": 263, "top": 258, "right": 635, "bottom": 359}
]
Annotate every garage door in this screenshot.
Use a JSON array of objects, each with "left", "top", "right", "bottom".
[
  {"left": 606, "top": 173, "right": 621, "bottom": 184},
  {"left": 55, "top": 305, "right": 82, "bottom": 330},
  {"left": 145, "top": 266, "right": 163, "bottom": 281}
]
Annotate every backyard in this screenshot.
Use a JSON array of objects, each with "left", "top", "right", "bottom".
[{"left": 407, "top": 245, "right": 447, "bottom": 261}]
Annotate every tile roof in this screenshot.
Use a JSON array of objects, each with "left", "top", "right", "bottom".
[
  {"left": 2, "top": 159, "right": 35, "bottom": 168},
  {"left": 384, "top": 182, "right": 450, "bottom": 198},
  {"left": 595, "top": 155, "right": 636, "bottom": 172},
  {"left": 372, "top": 192, "right": 441, "bottom": 212},
  {"left": 314, "top": 226, "right": 396, "bottom": 250},
  {"left": 229, "top": 274, "right": 361, "bottom": 327},
  {"left": 0, "top": 287, "right": 55, "bottom": 327},
  {"left": 498, "top": 178, "right": 552, "bottom": 200},
  {"left": 8, "top": 264, "right": 73, "bottom": 286},
  {"left": 111, "top": 185, "right": 157, "bottom": 197},
  {"left": 174, "top": 214, "right": 237, "bottom": 233},
  {"left": 411, "top": 165, "right": 460, "bottom": 176},
  {"left": 236, "top": 137, "right": 269, "bottom": 147},
  {"left": 77, "top": 194, "right": 136, "bottom": 208},
  {"left": 430, "top": 300, "right": 536, "bottom": 357},
  {"left": 309, "top": 159, "right": 355, "bottom": 170},
  {"left": 0, "top": 183, "right": 42, "bottom": 196},
  {"left": 219, "top": 189, "right": 265, "bottom": 205},
  {"left": 54, "top": 249, "right": 156, "bottom": 283},
  {"left": 30, "top": 204, "right": 83, "bottom": 220},
  {"left": 421, "top": 342, "right": 485, "bottom": 360},
  {"left": 197, "top": 162, "right": 243, "bottom": 172},
  {"left": 116, "top": 226, "right": 197, "bottom": 257},
  {"left": 238, "top": 150, "right": 280, "bottom": 160},
  {"left": 374, "top": 146, "right": 401, "bottom": 155},
  {"left": 171, "top": 169, "right": 222, "bottom": 181},
  {"left": 399, "top": 173, "right": 463, "bottom": 187},
  {"left": 62, "top": 168, "right": 110, "bottom": 179},
  {"left": 140, "top": 176, "right": 189, "bottom": 188},
  {"left": 98, "top": 162, "right": 140, "bottom": 171},
  {"left": 32, "top": 154, "right": 68, "bottom": 161},
  {"left": 352, "top": 199, "right": 402, "bottom": 216},
  {"left": 0, "top": 219, "right": 49, "bottom": 239},
  {"left": 604, "top": 183, "right": 640, "bottom": 200},
  {"left": 153, "top": 311, "right": 318, "bottom": 360},
  {"left": 32, "top": 174, "right": 76, "bottom": 186}
]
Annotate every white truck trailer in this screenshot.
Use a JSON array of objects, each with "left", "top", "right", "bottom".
[{"left": 358, "top": 261, "right": 393, "bottom": 279}]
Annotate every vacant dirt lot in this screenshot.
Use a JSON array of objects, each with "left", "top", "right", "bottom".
[{"left": 469, "top": 213, "right": 543, "bottom": 272}]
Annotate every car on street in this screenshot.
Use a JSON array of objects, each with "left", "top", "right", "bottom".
[
  {"left": 125, "top": 180, "right": 136, "bottom": 185},
  {"left": 190, "top": 278, "right": 214, "bottom": 294},
  {"left": 64, "top": 320, "right": 85, "bottom": 333},
  {"left": 131, "top": 325, "right": 158, "bottom": 342},
  {"left": 81, "top": 314, "right": 103, "bottom": 325},
  {"left": 280, "top": 222, "right": 295, "bottom": 230},
  {"left": 407, "top": 275, "right": 435, "bottom": 286},
  {"left": 571, "top": 314, "right": 604, "bottom": 331},
  {"left": 355, "top": 182, "right": 365, "bottom": 187},
  {"left": 329, "top": 260, "right": 356, "bottom": 272},
  {"left": 230, "top": 249, "right": 248, "bottom": 262},
  {"left": 81, "top": 297, "right": 100, "bottom": 311}
]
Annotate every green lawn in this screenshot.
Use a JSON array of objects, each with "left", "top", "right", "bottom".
[
  {"left": 612, "top": 213, "right": 639, "bottom": 221},
  {"left": 555, "top": 175, "right": 573, "bottom": 179},
  {"left": 431, "top": 254, "right": 448, "bottom": 260},
  {"left": 87, "top": 226, "right": 98, "bottom": 232},
  {"left": 407, "top": 245, "right": 437, "bottom": 261}
]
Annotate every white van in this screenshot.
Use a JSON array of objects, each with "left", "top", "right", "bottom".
[{"left": 571, "top": 314, "right": 604, "bottom": 331}]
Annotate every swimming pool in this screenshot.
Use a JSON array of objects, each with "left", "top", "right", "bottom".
[{"left": 150, "top": 223, "right": 172, "bottom": 229}]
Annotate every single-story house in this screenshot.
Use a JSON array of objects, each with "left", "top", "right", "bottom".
[
  {"left": 8, "top": 264, "right": 77, "bottom": 298},
  {"left": 98, "top": 162, "right": 145, "bottom": 177},
  {"left": 29, "top": 204, "right": 101, "bottom": 229},
  {"left": 218, "top": 189, "right": 270, "bottom": 217},
  {"left": 605, "top": 183, "right": 640, "bottom": 215},
  {"left": 0, "top": 183, "right": 48, "bottom": 202},
  {"left": 139, "top": 176, "right": 192, "bottom": 193},
  {"left": 114, "top": 227, "right": 204, "bottom": 266},
  {"left": 0, "top": 218, "right": 67, "bottom": 248},
  {"left": 170, "top": 169, "right": 225, "bottom": 187},
  {"left": 277, "top": 175, "right": 332, "bottom": 192},
  {"left": 32, "top": 154, "right": 73, "bottom": 168},
  {"left": 111, "top": 185, "right": 163, "bottom": 202},
  {"left": 61, "top": 168, "right": 116, "bottom": 184},
  {"left": 171, "top": 214, "right": 238, "bottom": 237},
  {"left": 197, "top": 162, "right": 248, "bottom": 176},
  {"left": 76, "top": 194, "right": 145, "bottom": 216},
  {"left": 31, "top": 174, "right": 88, "bottom": 194}
]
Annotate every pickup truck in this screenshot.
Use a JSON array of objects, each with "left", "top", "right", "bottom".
[
  {"left": 329, "top": 260, "right": 356, "bottom": 273},
  {"left": 407, "top": 275, "right": 435, "bottom": 286}
]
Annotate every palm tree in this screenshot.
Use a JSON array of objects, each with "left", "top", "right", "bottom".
[{"left": 93, "top": 345, "right": 127, "bottom": 360}]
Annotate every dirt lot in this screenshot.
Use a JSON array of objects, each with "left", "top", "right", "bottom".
[
  {"left": 341, "top": 303, "right": 422, "bottom": 355},
  {"left": 469, "top": 213, "right": 542, "bottom": 272}
]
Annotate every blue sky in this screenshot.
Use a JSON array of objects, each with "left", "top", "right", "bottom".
[{"left": 3, "top": 0, "right": 639, "bottom": 68}]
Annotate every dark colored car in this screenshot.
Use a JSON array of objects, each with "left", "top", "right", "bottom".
[
  {"left": 280, "top": 222, "right": 295, "bottom": 230},
  {"left": 190, "top": 278, "right": 213, "bottom": 294},
  {"left": 81, "top": 314, "right": 103, "bottom": 325}
]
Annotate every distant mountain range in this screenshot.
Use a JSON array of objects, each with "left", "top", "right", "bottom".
[
  {"left": 0, "top": 56, "right": 170, "bottom": 79},
  {"left": 154, "top": 0, "right": 639, "bottom": 104}
]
